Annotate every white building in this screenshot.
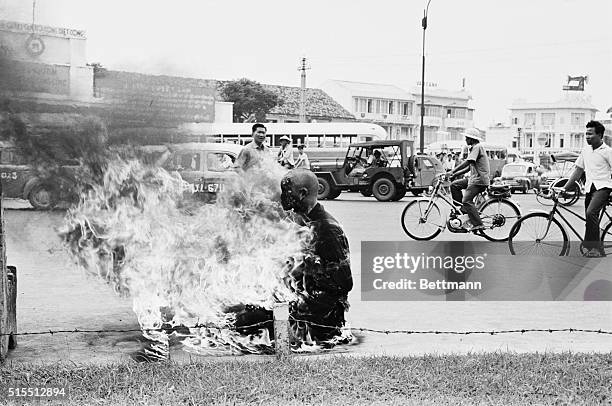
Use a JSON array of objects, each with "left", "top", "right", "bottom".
[
  {"left": 320, "top": 80, "right": 416, "bottom": 139},
  {"left": 410, "top": 85, "right": 475, "bottom": 145},
  {"left": 509, "top": 93, "right": 598, "bottom": 154}
]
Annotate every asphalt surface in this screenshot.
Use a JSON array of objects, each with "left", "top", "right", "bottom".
[{"left": 3, "top": 192, "right": 611, "bottom": 364}]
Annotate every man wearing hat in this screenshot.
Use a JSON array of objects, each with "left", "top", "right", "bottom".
[
  {"left": 449, "top": 128, "right": 490, "bottom": 232},
  {"left": 277, "top": 135, "right": 295, "bottom": 168}
]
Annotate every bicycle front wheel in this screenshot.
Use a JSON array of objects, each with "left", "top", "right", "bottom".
[
  {"left": 479, "top": 199, "right": 522, "bottom": 242},
  {"left": 401, "top": 199, "right": 443, "bottom": 240},
  {"left": 508, "top": 212, "right": 569, "bottom": 256}
]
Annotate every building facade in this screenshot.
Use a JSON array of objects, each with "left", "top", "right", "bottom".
[
  {"left": 321, "top": 80, "right": 475, "bottom": 143},
  {"left": 509, "top": 94, "right": 598, "bottom": 154},
  {"left": 410, "top": 85, "right": 474, "bottom": 145},
  {"left": 320, "top": 80, "right": 416, "bottom": 139}
]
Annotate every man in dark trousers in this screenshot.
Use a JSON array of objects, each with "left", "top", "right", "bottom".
[
  {"left": 234, "top": 123, "right": 270, "bottom": 171},
  {"left": 280, "top": 169, "right": 353, "bottom": 341},
  {"left": 564, "top": 120, "right": 612, "bottom": 257}
]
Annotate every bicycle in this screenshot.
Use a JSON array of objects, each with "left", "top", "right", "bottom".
[
  {"left": 535, "top": 178, "right": 583, "bottom": 207},
  {"left": 401, "top": 173, "right": 522, "bottom": 242},
  {"left": 508, "top": 186, "right": 612, "bottom": 256}
]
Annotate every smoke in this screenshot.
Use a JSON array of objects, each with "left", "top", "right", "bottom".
[{"left": 60, "top": 153, "right": 313, "bottom": 355}]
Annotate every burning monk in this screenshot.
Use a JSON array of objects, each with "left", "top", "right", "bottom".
[{"left": 279, "top": 169, "right": 353, "bottom": 343}]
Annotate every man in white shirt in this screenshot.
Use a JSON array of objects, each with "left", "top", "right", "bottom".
[
  {"left": 294, "top": 145, "right": 310, "bottom": 169},
  {"left": 564, "top": 121, "right": 612, "bottom": 257},
  {"left": 277, "top": 135, "right": 295, "bottom": 168}
]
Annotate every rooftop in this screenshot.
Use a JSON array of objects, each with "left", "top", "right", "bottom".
[
  {"left": 325, "top": 80, "right": 415, "bottom": 100},
  {"left": 511, "top": 94, "right": 598, "bottom": 111},
  {"left": 410, "top": 86, "right": 472, "bottom": 101},
  {"left": 262, "top": 84, "right": 355, "bottom": 120}
]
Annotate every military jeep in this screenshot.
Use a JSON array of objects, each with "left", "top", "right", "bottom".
[{"left": 311, "top": 140, "right": 444, "bottom": 202}]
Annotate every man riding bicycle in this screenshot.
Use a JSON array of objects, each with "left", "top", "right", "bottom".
[
  {"left": 449, "top": 128, "right": 490, "bottom": 233},
  {"left": 564, "top": 120, "right": 612, "bottom": 257}
]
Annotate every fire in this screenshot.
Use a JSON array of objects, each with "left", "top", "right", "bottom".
[{"left": 60, "top": 153, "right": 313, "bottom": 355}]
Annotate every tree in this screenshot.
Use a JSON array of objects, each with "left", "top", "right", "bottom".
[{"left": 219, "top": 79, "right": 280, "bottom": 123}]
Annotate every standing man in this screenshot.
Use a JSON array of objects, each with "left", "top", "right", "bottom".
[
  {"left": 234, "top": 123, "right": 270, "bottom": 171},
  {"left": 280, "top": 169, "right": 353, "bottom": 342},
  {"left": 449, "top": 128, "right": 490, "bottom": 232},
  {"left": 294, "top": 145, "right": 310, "bottom": 169},
  {"left": 277, "top": 135, "right": 295, "bottom": 168},
  {"left": 564, "top": 121, "right": 612, "bottom": 257}
]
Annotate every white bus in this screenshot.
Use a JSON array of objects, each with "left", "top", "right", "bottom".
[{"left": 179, "top": 122, "right": 388, "bottom": 148}]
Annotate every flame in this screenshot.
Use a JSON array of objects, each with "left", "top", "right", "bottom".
[{"left": 61, "top": 153, "right": 313, "bottom": 355}]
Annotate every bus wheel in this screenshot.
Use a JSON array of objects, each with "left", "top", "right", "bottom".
[{"left": 317, "top": 177, "right": 332, "bottom": 200}]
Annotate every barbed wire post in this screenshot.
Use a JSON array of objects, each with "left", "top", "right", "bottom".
[{"left": 273, "top": 302, "right": 291, "bottom": 359}]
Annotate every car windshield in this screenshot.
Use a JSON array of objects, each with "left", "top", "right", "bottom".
[{"left": 502, "top": 165, "right": 526, "bottom": 176}]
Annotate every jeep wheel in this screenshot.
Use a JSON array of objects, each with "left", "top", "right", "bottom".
[
  {"left": 328, "top": 188, "right": 342, "bottom": 200},
  {"left": 28, "top": 185, "right": 57, "bottom": 210},
  {"left": 317, "top": 177, "right": 332, "bottom": 200},
  {"left": 391, "top": 185, "right": 407, "bottom": 201},
  {"left": 372, "top": 178, "right": 396, "bottom": 202}
]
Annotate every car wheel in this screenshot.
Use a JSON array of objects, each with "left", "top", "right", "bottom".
[
  {"left": 317, "top": 177, "right": 332, "bottom": 200},
  {"left": 28, "top": 184, "right": 57, "bottom": 210},
  {"left": 372, "top": 178, "right": 396, "bottom": 202}
]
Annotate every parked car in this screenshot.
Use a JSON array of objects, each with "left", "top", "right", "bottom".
[
  {"left": 311, "top": 140, "right": 444, "bottom": 202},
  {"left": 0, "top": 140, "right": 80, "bottom": 210},
  {"left": 143, "top": 142, "right": 243, "bottom": 202},
  {"left": 500, "top": 162, "right": 542, "bottom": 193}
]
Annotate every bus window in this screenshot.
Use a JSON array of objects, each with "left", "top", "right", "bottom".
[{"left": 293, "top": 135, "right": 305, "bottom": 146}]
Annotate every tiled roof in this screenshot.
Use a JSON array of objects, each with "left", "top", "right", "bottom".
[{"left": 261, "top": 84, "right": 355, "bottom": 120}]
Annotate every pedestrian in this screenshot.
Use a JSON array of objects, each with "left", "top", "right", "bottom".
[
  {"left": 445, "top": 154, "right": 456, "bottom": 171},
  {"left": 449, "top": 128, "right": 490, "bottom": 232},
  {"left": 280, "top": 169, "right": 353, "bottom": 342},
  {"left": 294, "top": 145, "right": 310, "bottom": 169},
  {"left": 233, "top": 123, "right": 270, "bottom": 171},
  {"left": 564, "top": 120, "right": 612, "bottom": 257},
  {"left": 277, "top": 135, "right": 295, "bottom": 168}
]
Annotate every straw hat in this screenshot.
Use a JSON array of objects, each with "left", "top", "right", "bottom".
[
  {"left": 461, "top": 128, "right": 484, "bottom": 142},
  {"left": 279, "top": 135, "right": 291, "bottom": 142}
]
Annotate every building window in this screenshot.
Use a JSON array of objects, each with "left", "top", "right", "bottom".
[
  {"left": 541, "top": 113, "right": 555, "bottom": 126},
  {"left": 513, "top": 117, "right": 518, "bottom": 125},
  {"left": 367, "top": 99, "right": 373, "bottom": 113},
  {"left": 447, "top": 109, "right": 452, "bottom": 118},
  {"left": 388, "top": 101, "right": 394, "bottom": 115},
  {"left": 559, "top": 134, "right": 564, "bottom": 148},
  {"left": 401, "top": 102, "right": 412, "bottom": 116},
  {"left": 467, "top": 110, "right": 473, "bottom": 120},
  {"left": 524, "top": 113, "right": 536, "bottom": 127},
  {"left": 571, "top": 112, "right": 585, "bottom": 125},
  {"left": 375, "top": 100, "right": 381, "bottom": 114},
  {"left": 353, "top": 98, "right": 359, "bottom": 112},
  {"left": 359, "top": 98, "right": 367, "bottom": 112}
]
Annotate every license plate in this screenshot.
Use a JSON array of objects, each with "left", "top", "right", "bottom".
[{"left": 190, "top": 183, "right": 222, "bottom": 193}]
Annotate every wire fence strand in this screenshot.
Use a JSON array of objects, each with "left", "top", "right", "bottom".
[{"left": 1, "top": 318, "right": 611, "bottom": 338}]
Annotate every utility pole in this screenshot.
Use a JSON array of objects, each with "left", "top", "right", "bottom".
[
  {"left": 297, "top": 57, "right": 311, "bottom": 123},
  {"left": 419, "top": 0, "right": 432, "bottom": 154}
]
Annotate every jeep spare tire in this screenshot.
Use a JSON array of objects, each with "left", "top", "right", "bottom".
[
  {"left": 372, "top": 178, "right": 396, "bottom": 202},
  {"left": 317, "top": 177, "right": 333, "bottom": 200},
  {"left": 29, "top": 184, "right": 57, "bottom": 210}
]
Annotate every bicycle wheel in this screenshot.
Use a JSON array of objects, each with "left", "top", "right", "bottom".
[
  {"left": 478, "top": 198, "right": 522, "bottom": 242},
  {"left": 401, "top": 199, "right": 443, "bottom": 240},
  {"left": 508, "top": 213, "right": 569, "bottom": 256},
  {"left": 535, "top": 189, "right": 554, "bottom": 206}
]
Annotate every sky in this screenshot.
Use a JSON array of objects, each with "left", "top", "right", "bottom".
[{"left": 2, "top": 0, "right": 611, "bottom": 127}]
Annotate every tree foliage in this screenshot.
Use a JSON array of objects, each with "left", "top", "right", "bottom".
[{"left": 219, "top": 79, "right": 280, "bottom": 123}]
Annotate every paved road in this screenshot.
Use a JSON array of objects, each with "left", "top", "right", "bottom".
[{"left": 3, "top": 192, "right": 611, "bottom": 363}]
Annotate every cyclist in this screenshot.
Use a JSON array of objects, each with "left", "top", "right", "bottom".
[
  {"left": 449, "top": 128, "right": 490, "bottom": 232},
  {"left": 564, "top": 120, "right": 612, "bottom": 257}
]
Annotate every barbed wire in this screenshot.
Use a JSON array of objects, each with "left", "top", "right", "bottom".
[{"left": 1, "top": 318, "right": 611, "bottom": 338}]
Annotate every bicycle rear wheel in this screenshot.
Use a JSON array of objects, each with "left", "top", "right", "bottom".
[
  {"left": 479, "top": 198, "right": 521, "bottom": 242},
  {"left": 401, "top": 199, "right": 443, "bottom": 240},
  {"left": 508, "top": 212, "right": 569, "bottom": 256}
]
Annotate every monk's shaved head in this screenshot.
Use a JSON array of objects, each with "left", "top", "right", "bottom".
[{"left": 280, "top": 169, "right": 319, "bottom": 214}]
